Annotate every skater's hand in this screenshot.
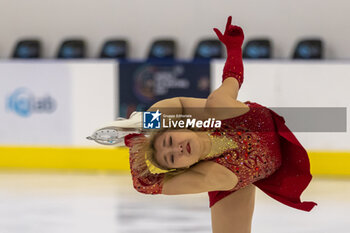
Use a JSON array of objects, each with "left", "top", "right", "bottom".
[{"left": 213, "top": 16, "right": 244, "bottom": 49}]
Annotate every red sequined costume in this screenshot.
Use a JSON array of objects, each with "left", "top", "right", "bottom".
[
  {"left": 205, "top": 102, "right": 317, "bottom": 211},
  {"left": 126, "top": 102, "right": 317, "bottom": 212},
  {"left": 128, "top": 144, "right": 164, "bottom": 195}
]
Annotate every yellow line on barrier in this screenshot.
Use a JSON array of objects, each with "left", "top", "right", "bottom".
[
  {"left": 308, "top": 151, "right": 350, "bottom": 176},
  {"left": 0, "top": 147, "right": 350, "bottom": 175},
  {"left": 0, "top": 146, "right": 130, "bottom": 171}
]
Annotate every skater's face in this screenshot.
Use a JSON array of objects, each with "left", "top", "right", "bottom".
[{"left": 153, "top": 129, "right": 202, "bottom": 169}]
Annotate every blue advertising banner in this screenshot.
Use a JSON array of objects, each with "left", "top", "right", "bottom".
[{"left": 119, "top": 61, "right": 211, "bottom": 118}]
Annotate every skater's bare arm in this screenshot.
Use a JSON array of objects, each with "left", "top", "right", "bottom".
[
  {"left": 204, "top": 78, "right": 249, "bottom": 119},
  {"left": 147, "top": 97, "right": 184, "bottom": 115},
  {"left": 147, "top": 97, "right": 212, "bottom": 120},
  {"left": 146, "top": 78, "right": 247, "bottom": 120},
  {"left": 162, "top": 161, "right": 238, "bottom": 195},
  {"left": 208, "top": 77, "right": 239, "bottom": 102},
  {"left": 147, "top": 77, "right": 239, "bottom": 114}
]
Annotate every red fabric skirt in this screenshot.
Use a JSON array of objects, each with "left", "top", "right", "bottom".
[{"left": 208, "top": 108, "right": 317, "bottom": 212}]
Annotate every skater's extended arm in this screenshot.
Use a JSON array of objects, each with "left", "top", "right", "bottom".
[
  {"left": 147, "top": 97, "right": 183, "bottom": 116},
  {"left": 162, "top": 161, "right": 238, "bottom": 195}
]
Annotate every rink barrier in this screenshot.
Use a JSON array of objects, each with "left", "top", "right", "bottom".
[{"left": 0, "top": 147, "right": 349, "bottom": 176}]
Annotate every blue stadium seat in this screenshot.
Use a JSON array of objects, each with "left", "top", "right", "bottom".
[
  {"left": 12, "top": 39, "right": 41, "bottom": 58},
  {"left": 293, "top": 39, "right": 323, "bottom": 59},
  {"left": 148, "top": 39, "right": 176, "bottom": 60},
  {"left": 100, "top": 39, "right": 128, "bottom": 59},
  {"left": 193, "top": 39, "right": 223, "bottom": 60},
  {"left": 243, "top": 39, "right": 272, "bottom": 59},
  {"left": 57, "top": 39, "right": 86, "bottom": 59}
]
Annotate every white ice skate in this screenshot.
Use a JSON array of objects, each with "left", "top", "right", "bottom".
[{"left": 86, "top": 111, "right": 144, "bottom": 146}]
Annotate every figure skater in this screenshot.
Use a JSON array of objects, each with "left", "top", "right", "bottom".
[{"left": 88, "top": 16, "right": 317, "bottom": 233}]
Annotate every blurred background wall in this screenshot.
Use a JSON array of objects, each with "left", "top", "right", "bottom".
[{"left": 0, "top": 0, "right": 349, "bottom": 59}]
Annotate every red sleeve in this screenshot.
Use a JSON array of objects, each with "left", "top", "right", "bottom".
[{"left": 129, "top": 150, "right": 164, "bottom": 195}]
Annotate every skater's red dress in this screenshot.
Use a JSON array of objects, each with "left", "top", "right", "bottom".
[
  {"left": 125, "top": 101, "right": 317, "bottom": 212},
  {"left": 125, "top": 18, "right": 316, "bottom": 212}
]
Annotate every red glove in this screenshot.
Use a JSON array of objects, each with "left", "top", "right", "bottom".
[{"left": 214, "top": 16, "right": 244, "bottom": 88}]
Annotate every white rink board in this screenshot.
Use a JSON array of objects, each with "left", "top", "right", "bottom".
[
  {"left": 211, "top": 60, "right": 350, "bottom": 150},
  {"left": 0, "top": 61, "right": 116, "bottom": 147},
  {"left": 69, "top": 61, "right": 117, "bottom": 146},
  {"left": 1, "top": 60, "right": 349, "bottom": 149}
]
